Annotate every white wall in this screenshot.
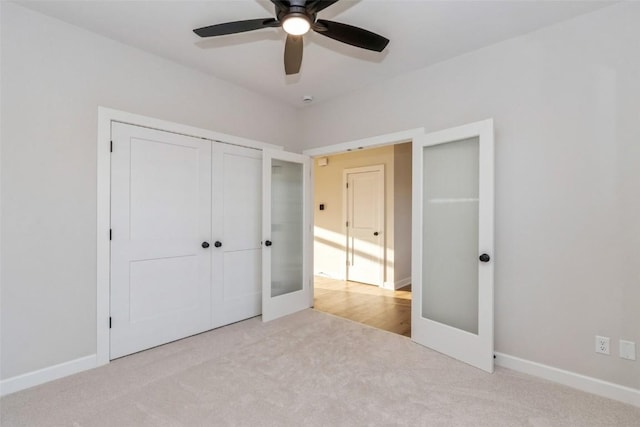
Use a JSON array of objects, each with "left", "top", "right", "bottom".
[
  {"left": 301, "top": 3, "right": 640, "bottom": 390},
  {"left": 0, "top": 3, "right": 300, "bottom": 380}
]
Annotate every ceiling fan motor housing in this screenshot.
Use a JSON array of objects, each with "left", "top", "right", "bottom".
[{"left": 278, "top": 6, "right": 316, "bottom": 25}]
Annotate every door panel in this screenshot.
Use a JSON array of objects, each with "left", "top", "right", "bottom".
[
  {"left": 262, "top": 150, "right": 311, "bottom": 321},
  {"left": 345, "top": 166, "right": 384, "bottom": 285},
  {"left": 110, "top": 122, "right": 211, "bottom": 359},
  {"left": 422, "top": 138, "right": 479, "bottom": 334},
  {"left": 412, "top": 119, "right": 494, "bottom": 373},
  {"left": 212, "top": 143, "right": 263, "bottom": 328},
  {"left": 270, "top": 158, "right": 304, "bottom": 297}
]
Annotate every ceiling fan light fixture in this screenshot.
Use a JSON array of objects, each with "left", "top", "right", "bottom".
[{"left": 282, "top": 14, "right": 311, "bottom": 35}]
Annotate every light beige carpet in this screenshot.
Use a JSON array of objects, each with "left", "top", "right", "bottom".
[{"left": 1, "top": 309, "right": 639, "bottom": 426}]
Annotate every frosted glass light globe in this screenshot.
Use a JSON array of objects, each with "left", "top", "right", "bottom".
[{"left": 283, "top": 16, "right": 310, "bottom": 35}]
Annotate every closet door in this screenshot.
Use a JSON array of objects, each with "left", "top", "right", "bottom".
[
  {"left": 262, "top": 150, "right": 312, "bottom": 321},
  {"left": 110, "top": 123, "right": 212, "bottom": 359},
  {"left": 211, "top": 143, "right": 263, "bottom": 328}
]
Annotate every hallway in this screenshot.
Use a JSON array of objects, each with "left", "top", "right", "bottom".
[{"left": 313, "top": 276, "right": 411, "bottom": 337}]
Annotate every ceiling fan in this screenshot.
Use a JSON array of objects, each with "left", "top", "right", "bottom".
[{"left": 193, "top": 0, "right": 390, "bottom": 75}]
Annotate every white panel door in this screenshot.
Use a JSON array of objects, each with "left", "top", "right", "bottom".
[
  {"left": 110, "top": 123, "right": 212, "bottom": 359},
  {"left": 262, "top": 149, "right": 312, "bottom": 322},
  {"left": 345, "top": 165, "right": 385, "bottom": 286},
  {"left": 211, "top": 143, "right": 262, "bottom": 328},
  {"left": 412, "top": 119, "right": 495, "bottom": 373}
]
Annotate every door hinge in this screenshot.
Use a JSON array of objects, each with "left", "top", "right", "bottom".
[
  {"left": 109, "top": 229, "right": 112, "bottom": 240},
  {"left": 346, "top": 182, "right": 349, "bottom": 188},
  {"left": 346, "top": 221, "right": 349, "bottom": 227},
  {"left": 109, "top": 317, "right": 112, "bottom": 329},
  {"left": 110, "top": 140, "right": 113, "bottom": 152}
]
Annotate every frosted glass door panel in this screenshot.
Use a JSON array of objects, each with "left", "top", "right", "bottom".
[
  {"left": 422, "top": 137, "right": 479, "bottom": 334},
  {"left": 270, "top": 159, "right": 304, "bottom": 297},
  {"left": 262, "top": 150, "right": 311, "bottom": 323}
]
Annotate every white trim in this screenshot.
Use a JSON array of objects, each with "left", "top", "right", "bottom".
[
  {"left": 308, "top": 162, "right": 316, "bottom": 308},
  {"left": 383, "top": 276, "right": 411, "bottom": 290},
  {"left": 314, "top": 272, "right": 346, "bottom": 281},
  {"left": 0, "top": 355, "right": 97, "bottom": 397},
  {"left": 98, "top": 107, "right": 283, "bottom": 151},
  {"left": 303, "top": 128, "right": 424, "bottom": 157},
  {"left": 96, "top": 107, "right": 284, "bottom": 366},
  {"left": 495, "top": 352, "right": 640, "bottom": 408}
]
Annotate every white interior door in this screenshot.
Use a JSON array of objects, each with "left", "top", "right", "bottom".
[
  {"left": 211, "top": 143, "right": 262, "bottom": 328},
  {"left": 411, "top": 119, "right": 495, "bottom": 373},
  {"left": 345, "top": 165, "right": 385, "bottom": 286},
  {"left": 262, "top": 149, "right": 312, "bottom": 322},
  {"left": 110, "top": 123, "right": 212, "bottom": 359}
]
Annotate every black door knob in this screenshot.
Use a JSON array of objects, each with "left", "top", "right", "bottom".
[
  {"left": 479, "top": 253, "right": 491, "bottom": 262},
  {"left": 201, "top": 242, "right": 210, "bottom": 249},
  {"left": 265, "top": 240, "right": 272, "bottom": 247},
  {"left": 373, "top": 232, "right": 379, "bottom": 236},
  {"left": 214, "top": 241, "right": 222, "bottom": 248}
]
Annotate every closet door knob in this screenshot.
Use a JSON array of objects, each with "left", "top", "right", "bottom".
[
  {"left": 373, "top": 232, "right": 379, "bottom": 236},
  {"left": 201, "top": 242, "right": 210, "bottom": 249},
  {"left": 214, "top": 241, "right": 222, "bottom": 248},
  {"left": 479, "top": 253, "right": 490, "bottom": 262},
  {"left": 265, "top": 240, "right": 272, "bottom": 247}
]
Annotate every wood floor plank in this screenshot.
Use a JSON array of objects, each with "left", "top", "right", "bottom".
[{"left": 313, "top": 277, "right": 412, "bottom": 337}]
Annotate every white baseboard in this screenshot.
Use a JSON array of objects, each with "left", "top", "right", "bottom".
[
  {"left": 383, "top": 277, "right": 411, "bottom": 290},
  {"left": 314, "top": 272, "right": 345, "bottom": 281},
  {"left": 0, "top": 354, "right": 97, "bottom": 397},
  {"left": 495, "top": 352, "right": 640, "bottom": 408}
]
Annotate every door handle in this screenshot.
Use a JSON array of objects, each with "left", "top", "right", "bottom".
[
  {"left": 265, "top": 240, "right": 272, "bottom": 247},
  {"left": 373, "top": 232, "right": 379, "bottom": 236},
  {"left": 479, "top": 253, "right": 490, "bottom": 262},
  {"left": 214, "top": 241, "right": 222, "bottom": 248},
  {"left": 201, "top": 242, "right": 210, "bottom": 249}
]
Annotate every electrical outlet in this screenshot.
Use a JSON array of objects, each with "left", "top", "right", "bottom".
[
  {"left": 619, "top": 340, "right": 636, "bottom": 361},
  {"left": 595, "top": 335, "right": 610, "bottom": 355}
]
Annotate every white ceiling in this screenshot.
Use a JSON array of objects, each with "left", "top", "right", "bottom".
[{"left": 17, "top": 0, "right": 613, "bottom": 107}]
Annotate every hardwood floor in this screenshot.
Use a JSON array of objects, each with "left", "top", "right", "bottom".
[{"left": 313, "top": 276, "right": 412, "bottom": 337}]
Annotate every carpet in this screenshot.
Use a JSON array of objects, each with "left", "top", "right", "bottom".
[{"left": 1, "top": 309, "right": 639, "bottom": 426}]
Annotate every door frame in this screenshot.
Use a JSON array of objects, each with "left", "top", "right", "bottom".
[
  {"left": 343, "top": 164, "right": 385, "bottom": 286},
  {"left": 96, "top": 107, "right": 283, "bottom": 366},
  {"left": 304, "top": 123, "right": 494, "bottom": 369},
  {"left": 304, "top": 128, "right": 424, "bottom": 295}
]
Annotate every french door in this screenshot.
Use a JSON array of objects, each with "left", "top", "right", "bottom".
[
  {"left": 262, "top": 149, "right": 312, "bottom": 322},
  {"left": 411, "top": 119, "right": 495, "bottom": 372}
]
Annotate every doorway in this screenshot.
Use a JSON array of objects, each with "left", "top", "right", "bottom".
[{"left": 312, "top": 143, "right": 412, "bottom": 336}]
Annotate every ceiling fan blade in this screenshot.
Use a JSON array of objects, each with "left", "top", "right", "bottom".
[
  {"left": 284, "top": 35, "right": 303, "bottom": 75},
  {"left": 194, "top": 18, "right": 279, "bottom": 38},
  {"left": 314, "top": 19, "right": 389, "bottom": 52},
  {"left": 307, "top": 0, "right": 340, "bottom": 14}
]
